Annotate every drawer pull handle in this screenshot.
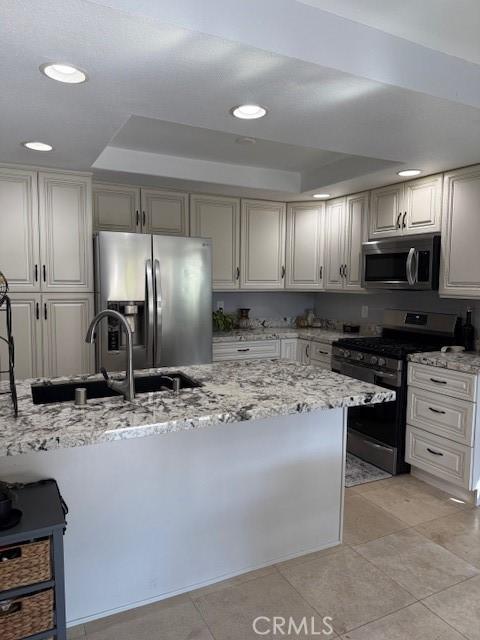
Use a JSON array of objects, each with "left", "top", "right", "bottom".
[
  {"left": 317, "top": 350, "right": 329, "bottom": 355},
  {"left": 427, "top": 447, "right": 444, "bottom": 457},
  {"left": 0, "top": 547, "right": 21, "bottom": 562},
  {"left": 237, "top": 348, "right": 250, "bottom": 352},
  {"left": 0, "top": 601, "right": 22, "bottom": 616},
  {"left": 430, "top": 377, "right": 447, "bottom": 384},
  {"left": 428, "top": 407, "right": 446, "bottom": 415}
]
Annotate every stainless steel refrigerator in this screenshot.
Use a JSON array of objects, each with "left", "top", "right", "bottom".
[{"left": 94, "top": 231, "right": 212, "bottom": 371}]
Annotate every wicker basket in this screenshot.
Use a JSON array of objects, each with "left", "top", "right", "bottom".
[
  {"left": 0, "top": 589, "right": 54, "bottom": 640},
  {"left": 0, "top": 539, "right": 51, "bottom": 591}
]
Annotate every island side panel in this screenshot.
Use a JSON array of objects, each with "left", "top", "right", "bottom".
[{"left": 0, "top": 407, "right": 346, "bottom": 624}]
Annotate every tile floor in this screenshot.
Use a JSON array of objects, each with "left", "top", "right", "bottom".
[{"left": 68, "top": 475, "right": 480, "bottom": 639}]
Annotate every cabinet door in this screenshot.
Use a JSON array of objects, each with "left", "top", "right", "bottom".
[
  {"left": 280, "top": 338, "right": 298, "bottom": 360},
  {"left": 369, "top": 184, "right": 403, "bottom": 238},
  {"left": 42, "top": 294, "right": 94, "bottom": 377},
  {"left": 240, "top": 200, "right": 286, "bottom": 289},
  {"left": 344, "top": 193, "right": 367, "bottom": 291},
  {"left": 286, "top": 203, "right": 324, "bottom": 290},
  {"left": 0, "top": 294, "right": 42, "bottom": 381},
  {"left": 298, "top": 339, "right": 311, "bottom": 364},
  {"left": 93, "top": 183, "right": 140, "bottom": 232},
  {"left": 324, "top": 198, "right": 346, "bottom": 290},
  {"left": 440, "top": 166, "right": 480, "bottom": 298},
  {"left": 141, "top": 189, "right": 189, "bottom": 236},
  {"left": 190, "top": 194, "right": 240, "bottom": 290},
  {"left": 404, "top": 174, "right": 443, "bottom": 235},
  {"left": 0, "top": 167, "right": 40, "bottom": 291},
  {"left": 38, "top": 172, "right": 93, "bottom": 292}
]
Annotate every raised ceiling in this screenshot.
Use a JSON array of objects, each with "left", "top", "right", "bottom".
[{"left": 2, "top": 0, "right": 480, "bottom": 200}]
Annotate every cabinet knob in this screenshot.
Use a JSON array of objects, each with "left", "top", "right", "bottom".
[
  {"left": 396, "top": 212, "right": 402, "bottom": 229},
  {"left": 281, "top": 266, "right": 286, "bottom": 279},
  {"left": 236, "top": 267, "right": 240, "bottom": 280},
  {"left": 319, "top": 265, "right": 323, "bottom": 280},
  {"left": 402, "top": 211, "right": 407, "bottom": 228}
]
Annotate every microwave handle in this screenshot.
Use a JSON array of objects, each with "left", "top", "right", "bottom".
[{"left": 406, "top": 248, "right": 418, "bottom": 286}]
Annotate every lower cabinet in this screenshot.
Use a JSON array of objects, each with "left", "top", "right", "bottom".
[
  {"left": 212, "top": 340, "right": 281, "bottom": 362},
  {"left": 280, "top": 338, "right": 298, "bottom": 360},
  {"left": 0, "top": 293, "right": 94, "bottom": 380}
]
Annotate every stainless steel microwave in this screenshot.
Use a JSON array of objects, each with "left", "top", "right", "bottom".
[{"left": 362, "top": 234, "right": 441, "bottom": 290}]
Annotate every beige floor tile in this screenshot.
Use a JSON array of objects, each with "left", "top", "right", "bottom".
[
  {"left": 276, "top": 542, "right": 345, "bottom": 571},
  {"left": 354, "top": 528, "right": 478, "bottom": 599},
  {"left": 278, "top": 547, "right": 415, "bottom": 635},
  {"left": 358, "top": 475, "right": 464, "bottom": 526},
  {"left": 188, "top": 564, "right": 277, "bottom": 599},
  {"left": 352, "top": 474, "right": 420, "bottom": 495},
  {"left": 416, "top": 508, "right": 480, "bottom": 568},
  {"left": 67, "top": 624, "right": 86, "bottom": 639},
  {"left": 340, "top": 602, "right": 465, "bottom": 639},
  {"left": 423, "top": 574, "right": 480, "bottom": 639},
  {"left": 343, "top": 494, "right": 408, "bottom": 545},
  {"left": 193, "top": 571, "right": 335, "bottom": 640},
  {"left": 85, "top": 593, "right": 213, "bottom": 640}
]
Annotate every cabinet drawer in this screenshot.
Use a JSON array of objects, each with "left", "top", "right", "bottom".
[
  {"left": 310, "top": 342, "right": 332, "bottom": 361},
  {"left": 406, "top": 425, "right": 472, "bottom": 489},
  {"left": 212, "top": 340, "right": 280, "bottom": 361},
  {"left": 311, "top": 358, "right": 331, "bottom": 370},
  {"left": 0, "top": 539, "right": 51, "bottom": 592},
  {"left": 407, "top": 387, "right": 475, "bottom": 446},
  {"left": 408, "top": 362, "right": 476, "bottom": 401}
]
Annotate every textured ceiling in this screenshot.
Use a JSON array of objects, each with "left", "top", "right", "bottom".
[{"left": 2, "top": 0, "right": 480, "bottom": 199}]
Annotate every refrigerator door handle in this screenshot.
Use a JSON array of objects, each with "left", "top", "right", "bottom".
[
  {"left": 154, "top": 258, "right": 162, "bottom": 366},
  {"left": 145, "top": 259, "right": 155, "bottom": 361}
]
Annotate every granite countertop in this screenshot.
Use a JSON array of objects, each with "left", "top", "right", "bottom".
[
  {"left": 409, "top": 350, "right": 480, "bottom": 375},
  {"left": 213, "top": 328, "right": 361, "bottom": 344},
  {"left": 0, "top": 361, "right": 395, "bottom": 457}
]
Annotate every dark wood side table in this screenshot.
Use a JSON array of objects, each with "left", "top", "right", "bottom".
[{"left": 0, "top": 479, "right": 67, "bottom": 640}]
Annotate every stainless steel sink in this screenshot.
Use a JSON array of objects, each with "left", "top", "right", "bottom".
[{"left": 31, "top": 372, "right": 200, "bottom": 405}]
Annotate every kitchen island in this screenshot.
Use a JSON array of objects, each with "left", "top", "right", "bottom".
[{"left": 0, "top": 360, "right": 394, "bottom": 625}]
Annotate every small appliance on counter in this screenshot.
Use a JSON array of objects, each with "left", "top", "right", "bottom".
[
  {"left": 332, "top": 309, "right": 460, "bottom": 475},
  {"left": 238, "top": 308, "right": 251, "bottom": 329},
  {"left": 343, "top": 323, "right": 360, "bottom": 334}
]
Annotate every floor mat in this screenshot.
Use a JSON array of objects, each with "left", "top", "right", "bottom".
[{"left": 345, "top": 452, "right": 392, "bottom": 488}]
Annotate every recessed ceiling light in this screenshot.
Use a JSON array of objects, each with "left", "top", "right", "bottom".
[
  {"left": 231, "top": 104, "right": 267, "bottom": 120},
  {"left": 22, "top": 141, "right": 53, "bottom": 151},
  {"left": 235, "top": 136, "right": 257, "bottom": 144},
  {"left": 312, "top": 193, "right": 330, "bottom": 199},
  {"left": 40, "top": 63, "right": 87, "bottom": 84},
  {"left": 397, "top": 169, "right": 421, "bottom": 177}
]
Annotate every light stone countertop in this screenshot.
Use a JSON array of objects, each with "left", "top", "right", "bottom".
[
  {"left": 212, "top": 328, "right": 361, "bottom": 344},
  {"left": 409, "top": 350, "right": 480, "bottom": 375},
  {"left": 0, "top": 360, "right": 395, "bottom": 457}
]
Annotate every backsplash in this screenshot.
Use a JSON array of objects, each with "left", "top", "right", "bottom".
[{"left": 212, "top": 292, "right": 315, "bottom": 328}]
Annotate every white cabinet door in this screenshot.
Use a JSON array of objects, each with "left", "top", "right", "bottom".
[
  {"left": 0, "top": 167, "right": 40, "bottom": 291},
  {"left": 240, "top": 200, "right": 286, "bottom": 290},
  {"left": 190, "top": 194, "right": 240, "bottom": 290},
  {"left": 404, "top": 174, "right": 443, "bottom": 235},
  {"left": 42, "top": 293, "right": 94, "bottom": 377},
  {"left": 324, "top": 198, "right": 345, "bottom": 291},
  {"left": 38, "top": 172, "right": 93, "bottom": 292},
  {"left": 344, "top": 193, "right": 367, "bottom": 291},
  {"left": 93, "top": 183, "right": 140, "bottom": 232},
  {"left": 286, "top": 202, "right": 324, "bottom": 290},
  {"left": 141, "top": 189, "right": 189, "bottom": 236},
  {"left": 369, "top": 184, "right": 403, "bottom": 238},
  {"left": 280, "top": 338, "right": 298, "bottom": 360},
  {"left": 298, "top": 339, "right": 311, "bottom": 364},
  {"left": 440, "top": 165, "right": 480, "bottom": 298},
  {"left": 0, "top": 294, "right": 42, "bottom": 381}
]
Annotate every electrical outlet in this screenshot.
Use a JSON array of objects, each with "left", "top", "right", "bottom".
[
  {"left": 216, "top": 300, "right": 224, "bottom": 312},
  {"left": 361, "top": 305, "right": 369, "bottom": 319}
]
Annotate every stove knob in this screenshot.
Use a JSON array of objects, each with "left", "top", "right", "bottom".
[
  {"left": 343, "top": 350, "right": 351, "bottom": 358},
  {"left": 378, "top": 357, "right": 386, "bottom": 367},
  {"left": 370, "top": 356, "right": 378, "bottom": 365},
  {"left": 356, "top": 353, "right": 364, "bottom": 361}
]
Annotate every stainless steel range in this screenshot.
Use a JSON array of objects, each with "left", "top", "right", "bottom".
[{"left": 332, "top": 309, "right": 460, "bottom": 474}]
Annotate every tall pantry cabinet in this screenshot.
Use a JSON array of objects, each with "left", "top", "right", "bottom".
[{"left": 0, "top": 167, "right": 94, "bottom": 380}]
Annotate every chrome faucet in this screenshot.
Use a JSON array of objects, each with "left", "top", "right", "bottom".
[{"left": 85, "top": 309, "right": 135, "bottom": 402}]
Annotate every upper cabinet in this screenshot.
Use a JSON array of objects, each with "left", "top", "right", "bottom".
[
  {"left": 190, "top": 194, "right": 240, "bottom": 291},
  {"left": 369, "top": 175, "right": 442, "bottom": 239},
  {"left": 93, "top": 184, "right": 189, "bottom": 236},
  {"left": 141, "top": 188, "right": 189, "bottom": 236},
  {"left": 325, "top": 193, "right": 367, "bottom": 292},
  {"left": 440, "top": 165, "right": 480, "bottom": 298},
  {"left": 38, "top": 172, "right": 93, "bottom": 292},
  {"left": 93, "top": 183, "right": 140, "bottom": 232},
  {"left": 240, "top": 199, "right": 286, "bottom": 290},
  {"left": 286, "top": 202, "right": 324, "bottom": 290},
  {"left": 0, "top": 167, "right": 40, "bottom": 291}
]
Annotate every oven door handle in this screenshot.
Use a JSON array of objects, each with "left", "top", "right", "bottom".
[
  {"left": 406, "top": 248, "right": 418, "bottom": 286},
  {"left": 373, "top": 371, "right": 399, "bottom": 386}
]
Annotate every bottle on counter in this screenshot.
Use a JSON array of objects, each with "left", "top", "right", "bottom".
[{"left": 462, "top": 307, "right": 476, "bottom": 351}]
